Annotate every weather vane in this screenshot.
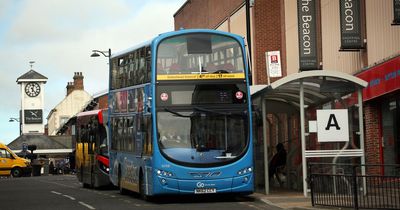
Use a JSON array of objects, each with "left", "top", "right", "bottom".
[{"left": 29, "top": 61, "right": 35, "bottom": 69}]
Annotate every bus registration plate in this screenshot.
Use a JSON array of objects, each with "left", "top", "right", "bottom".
[{"left": 194, "top": 188, "right": 216, "bottom": 194}]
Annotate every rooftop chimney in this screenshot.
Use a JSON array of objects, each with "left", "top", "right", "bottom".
[
  {"left": 73, "top": 72, "right": 84, "bottom": 91},
  {"left": 66, "top": 82, "right": 74, "bottom": 96}
]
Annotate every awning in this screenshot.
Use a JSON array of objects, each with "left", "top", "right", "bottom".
[{"left": 251, "top": 70, "right": 368, "bottom": 107}]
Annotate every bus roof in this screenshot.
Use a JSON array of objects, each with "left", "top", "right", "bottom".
[
  {"left": 111, "top": 39, "right": 152, "bottom": 59},
  {"left": 76, "top": 109, "right": 103, "bottom": 117},
  {"left": 110, "top": 29, "right": 244, "bottom": 59}
]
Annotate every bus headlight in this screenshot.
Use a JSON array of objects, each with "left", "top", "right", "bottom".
[
  {"left": 99, "top": 161, "right": 109, "bottom": 173},
  {"left": 237, "top": 167, "right": 253, "bottom": 175},
  {"left": 156, "top": 169, "right": 173, "bottom": 177}
]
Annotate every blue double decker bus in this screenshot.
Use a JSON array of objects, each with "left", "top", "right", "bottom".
[{"left": 108, "top": 29, "right": 253, "bottom": 198}]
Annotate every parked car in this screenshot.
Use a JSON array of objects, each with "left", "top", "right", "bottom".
[{"left": 0, "top": 143, "right": 31, "bottom": 177}]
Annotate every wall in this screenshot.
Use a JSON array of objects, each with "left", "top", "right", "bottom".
[
  {"left": 365, "top": 0, "right": 400, "bottom": 65},
  {"left": 47, "top": 90, "right": 92, "bottom": 135},
  {"left": 174, "top": 0, "right": 244, "bottom": 30},
  {"left": 320, "top": 0, "right": 364, "bottom": 74},
  {"left": 252, "top": 0, "right": 285, "bottom": 84},
  {"left": 364, "top": 102, "right": 381, "bottom": 174}
]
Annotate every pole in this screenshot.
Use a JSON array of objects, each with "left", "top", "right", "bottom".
[
  {"left": 246, "top": 0, "right": 253, "bottom": 85},
  {"left": 262, "top": 99, "right": 270, "bottom": 194},
  {"left": 300, "top": 80, "right": 308, "bottom": 197},
  {"left": 358, "top": 88, "right": 367, "bottom": 195}
]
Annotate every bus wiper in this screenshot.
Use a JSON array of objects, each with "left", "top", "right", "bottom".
[
  {"left": 164, "top": 108, "right": 190, "bottom": 118},
  {"left": 193, "top": 106, "right": 230, "bottom": 115}
]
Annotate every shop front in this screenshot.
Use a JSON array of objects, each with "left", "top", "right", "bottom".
[{"left": 356, "top": 55, "right": 400, "bottom": 175}]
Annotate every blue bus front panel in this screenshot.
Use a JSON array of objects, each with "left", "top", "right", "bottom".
[
  {"left": 150, "top": 153, "right": 254, "bottom": 195},
  {"left": 153, "top": 174, "right": 253, "bottom": 194}
]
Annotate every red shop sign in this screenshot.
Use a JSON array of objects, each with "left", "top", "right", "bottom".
[{"left": 356, "top": 56, "right": 400, "bottom": 101}]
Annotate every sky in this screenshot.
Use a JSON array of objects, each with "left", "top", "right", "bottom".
[{"left": 0, "top": 0, "right": 186, "bottom": 145}]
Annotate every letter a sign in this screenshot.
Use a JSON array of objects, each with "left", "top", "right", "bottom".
[{"left": 316, "top": 109, "right": 349, "bottom": 142}]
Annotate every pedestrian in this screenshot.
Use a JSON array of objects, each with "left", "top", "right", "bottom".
[
  {"left": 49, "top": 161, "right": 55, "bottom": 175},
  {"left": 269, "top": 143, "right": 287, "bottom": 185},
  {"left": 69, "top": 150, "right": 76, "bottom": 174}
]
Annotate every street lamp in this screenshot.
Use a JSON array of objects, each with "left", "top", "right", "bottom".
[
  {"left": 9, "top": 117, "right": 21, "bottom": 135},
  {"left": 9, "top": 117, "right": 20, "bottom": 122},
  {"left": 90, "top": 49, "right": 111, "bottom": 58},
  {"left": 91, "top": 48, "right": 112, "bottom": 108}
]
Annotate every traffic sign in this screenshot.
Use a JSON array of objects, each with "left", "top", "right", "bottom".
[{"left": 316, "top": 109, "right": 349, "bottom": 142}]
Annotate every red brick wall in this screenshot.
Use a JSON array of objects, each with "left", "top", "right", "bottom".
[
  {"left": 174, "top": 0, "right": 244, "bottom": 30},
  {"left": 364, "top": 102, "right": 381, "bottom": 173},
  {"left": 252, "top": 0, "right": 285, "bottom": 85},
  {"left": 97, "top": 95, "right": 108, "bottom": 110}
]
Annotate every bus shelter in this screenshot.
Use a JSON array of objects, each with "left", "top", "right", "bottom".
[{"left": 251, "top": 70, "right": 368, "bottom": 196}]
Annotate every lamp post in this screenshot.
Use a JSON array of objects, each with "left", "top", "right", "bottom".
[
  {"left": 91, "top": 48, "right": 111, "bottom": 110},
  {"left": 9, "top": 117, "right": 21, "bottom": 135},
  {"left": 9, "top": 117, "right": 20, "bottom": 122},
  {"left": 90, "top": 49, "right": 111, "bottom": 58}
]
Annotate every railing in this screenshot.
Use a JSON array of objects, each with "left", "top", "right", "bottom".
[{"left": 309, "top": 163, "right": 400, "bottom": 210}]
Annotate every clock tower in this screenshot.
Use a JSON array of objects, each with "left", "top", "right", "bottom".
[{"left": 16, "top": 63, "right": 48, "bottom": 134}]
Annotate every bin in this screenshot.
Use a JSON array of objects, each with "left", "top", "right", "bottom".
[{"left": 32, "top": 165, "right": 41, "bottom": 176}]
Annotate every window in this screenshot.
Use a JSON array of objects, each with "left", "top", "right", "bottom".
[
  {"left": 157, "top": 33, "right": 244, "bottom": 75},
  {"left": 0, "top": 149, "right": 11, "bottom": 158},
  {"left": 111, "top": 46, "right": 152, "bottom": 90}
]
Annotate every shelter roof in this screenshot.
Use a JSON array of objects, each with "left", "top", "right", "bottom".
[{"left": 251, "top": 70, "right": 368, "bottom": 108}]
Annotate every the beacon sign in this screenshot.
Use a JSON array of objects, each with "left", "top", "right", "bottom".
[
  {"left": 297, "top": 0, "right": 318, "bottom": 71},
  {"left": 316, "top": 109, "right": 349, "bottom": 142},
  {"left": 339, "top": 0, "right": 363, "bottom": 49}
]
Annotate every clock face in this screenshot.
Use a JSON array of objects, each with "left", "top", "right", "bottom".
[{"left": 25, "top": 82, "right": 41, "bottom": 97}]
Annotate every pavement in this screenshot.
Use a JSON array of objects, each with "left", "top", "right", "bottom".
[{"left": 252, "top": 189, "right": 342, "bottom": 210}]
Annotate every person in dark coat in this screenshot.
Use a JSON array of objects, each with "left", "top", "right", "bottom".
[
  {"left": 67, "top": 151, "right": 76, "bottom": 174},
  {"left": 49, "top": 161, "right": 55, "bottom": 175},
  {"left": 269, "top": 143, "right": 287, "bottom": 183}
]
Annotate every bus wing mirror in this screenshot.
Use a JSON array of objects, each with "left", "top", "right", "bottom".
[{"left": 147, "top": 96, "right": 152, "bottom": 112}]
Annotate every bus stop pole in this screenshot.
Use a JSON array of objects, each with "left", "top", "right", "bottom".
[
  {"left": 358, "top": 88, "right": 367, "bottom": 195},
  {"left": 262, "top": 98, "right": 270, "bottom": 194},
  {"left": 300, "top": 80, "right": 308, "bottom": 197}
]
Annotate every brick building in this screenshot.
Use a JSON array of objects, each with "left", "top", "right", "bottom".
[
  {"left": 46, "top": 72, "right": 92, "bottom": 136},
  {"left": 174, "top": 0, "right": 400, "bottom": 193}
]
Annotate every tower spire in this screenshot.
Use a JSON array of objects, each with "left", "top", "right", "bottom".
[{"left": 29, "top": 61, "right": 35, "bottom": 69}]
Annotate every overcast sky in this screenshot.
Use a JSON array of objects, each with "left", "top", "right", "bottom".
[{"left": 0, "top": 0, "right": 186, "bottom": 145}]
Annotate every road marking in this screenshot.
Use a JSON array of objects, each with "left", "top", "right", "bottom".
[
  {"left": 63, "top": 194, "right": 76, "bottom": 200},
  {"left": 51, "top": 191, "right": 62, "bottom": 195},
  {"left": 79, "top": 201, "right": 96, "bottom": 210}
]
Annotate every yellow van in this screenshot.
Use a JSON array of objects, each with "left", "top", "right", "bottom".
[{"left": 0, "top": 143, "right": 31, "bottom": 177}]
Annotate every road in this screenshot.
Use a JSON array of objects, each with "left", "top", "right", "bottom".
[{"left": 0, "top": 175, "right": 280, "bottom": 210}]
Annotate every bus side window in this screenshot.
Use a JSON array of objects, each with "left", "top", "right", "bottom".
[
  {"left": 143, "top": 115, "right": 152, "bottom": 156},
  {"left": 145, "top": 46, "right": 151, "bottom": 82},
  {"left": 80, "top": 125, "right": 87, "bottom": 144},
  {"left": 111, "top": 118, "right": 118, "bottom": 150},
  {"left": 134, "top": 115, "right": 143, "bottom": 155},
  {"left": 133, "top": 50, "right": 139, "bottom": 85},
  {"left": 88, "top": 118, "right": 96, "bottom": 154},
  {"left": 138, "top": 47, "right": 146, "bottom": 84}
]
